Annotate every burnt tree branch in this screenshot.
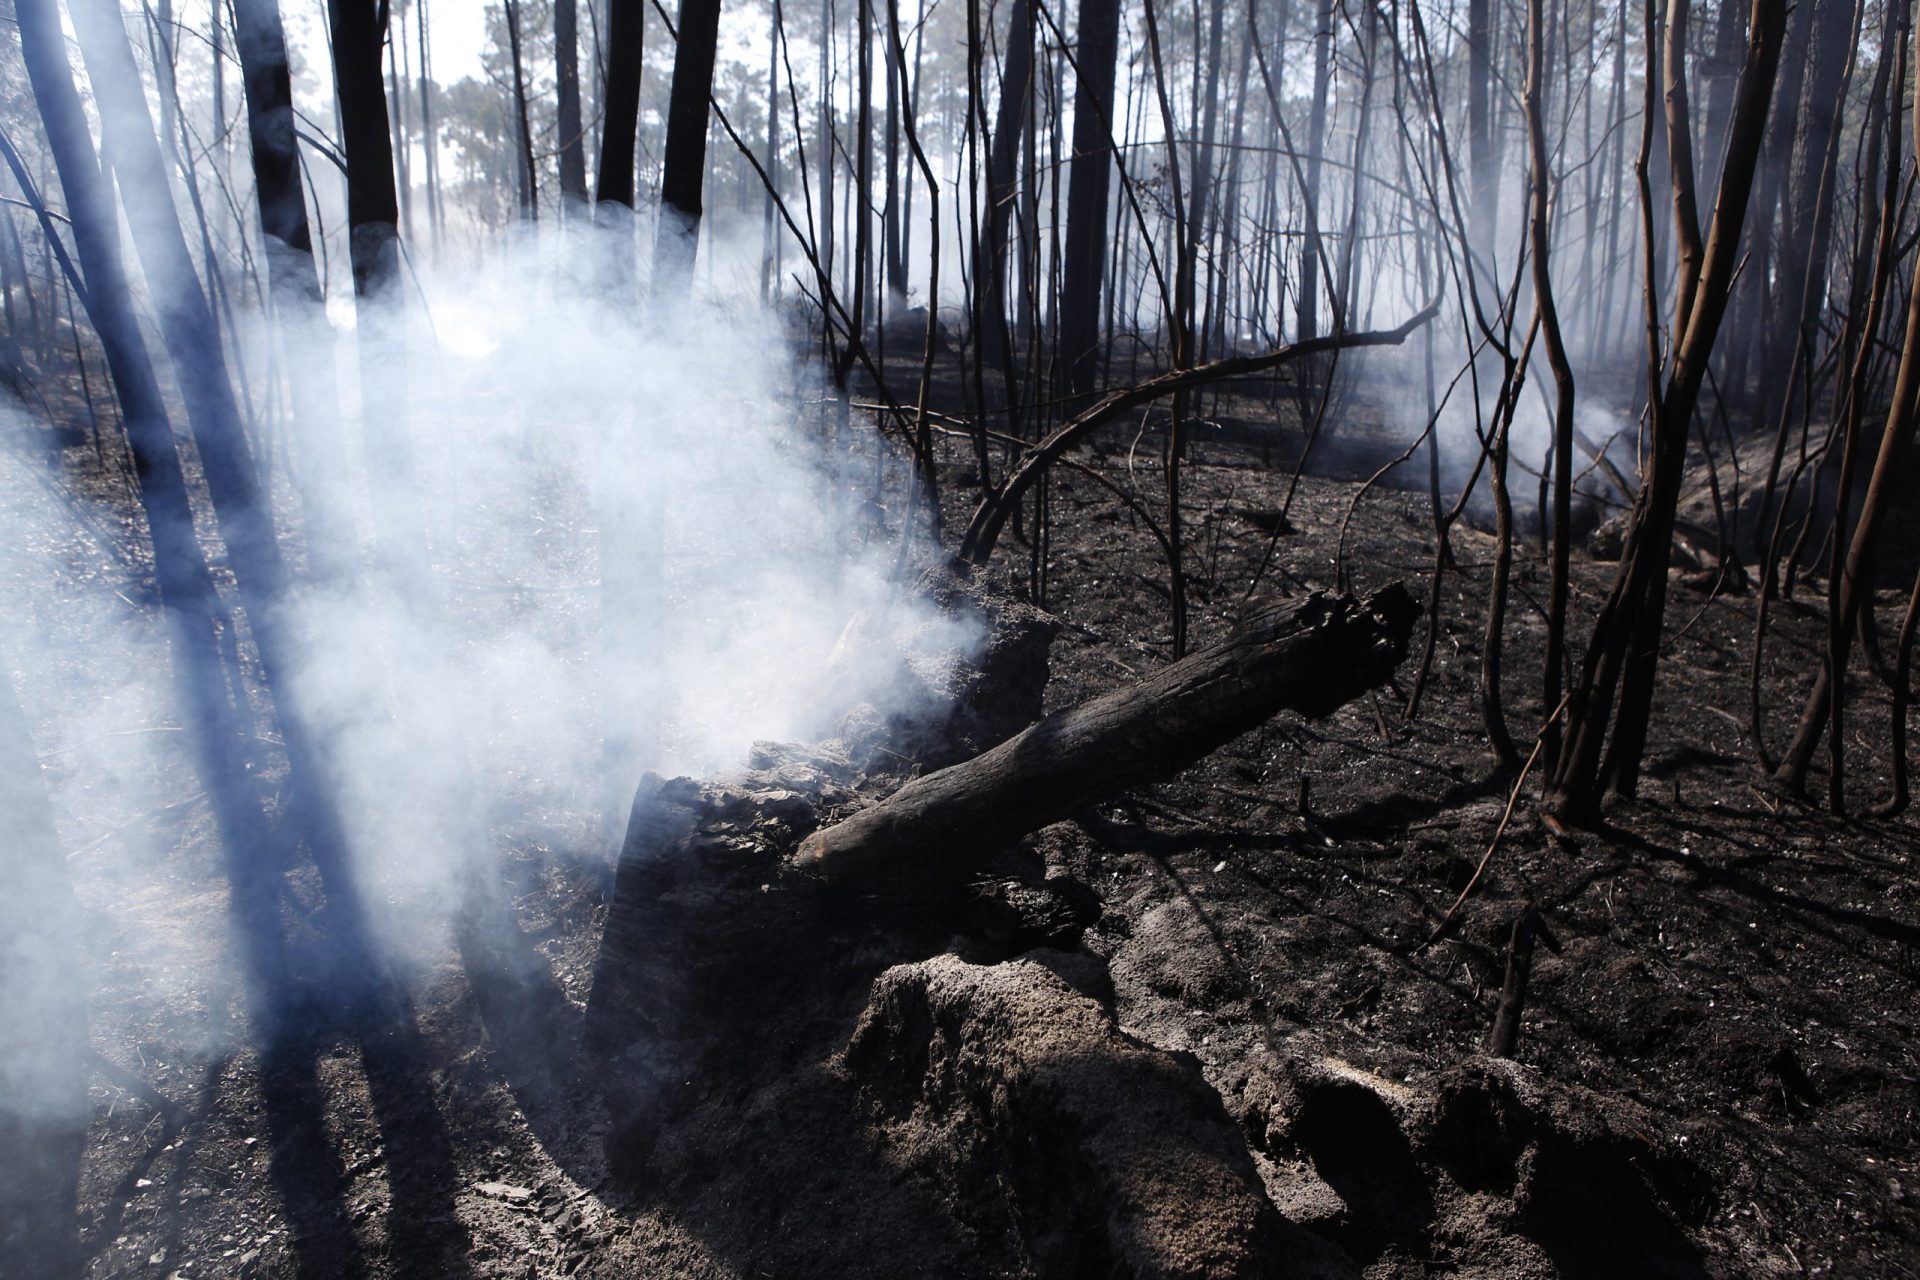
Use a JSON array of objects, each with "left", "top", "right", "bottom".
[{"left": 955, "top": 303, "right": 1440, "bottom": 567}]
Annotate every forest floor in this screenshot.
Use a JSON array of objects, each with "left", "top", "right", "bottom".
[{"left": 20, "top": 373, "right": 1920, "bottom": 1279}]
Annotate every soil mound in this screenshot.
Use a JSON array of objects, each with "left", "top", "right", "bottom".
[{"left": 843, "top": 952, "right": 1294, "bottom": 1278}]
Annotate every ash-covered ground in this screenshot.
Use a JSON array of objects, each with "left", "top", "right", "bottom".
[{"left": 13, "top": 402, "right": 1919, "bottom": 1279}]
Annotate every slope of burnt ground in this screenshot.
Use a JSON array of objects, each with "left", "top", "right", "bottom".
[{"left": 25, "top": 391, "right": 1919, "bottom": 1277}]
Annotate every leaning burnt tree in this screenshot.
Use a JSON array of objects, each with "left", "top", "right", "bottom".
[
  {"left": 13, "top": 0, "right": 342, "bottom": 1040},
  {"left": 1543, "top": 0, "right": 1786, "bottom": 825}
]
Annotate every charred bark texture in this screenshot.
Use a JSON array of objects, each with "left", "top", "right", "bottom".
[
  {"left": 794, "top": 585, "right": 1420, "bottom": 882},
  {"left": 555, "top": 0, "right": 589, "bottom": 203},
  {"left": 325, "top": 0, "right": 402, "bottom": 294},
  {"left": 596, "top": 0, "right": 645, "bottom": 210},
  {"left": 1056, "top": 0, "right": 1121, "bottom": 402},
  {"left": 654, "top": 0, "right": 724, "bottom": 295}
]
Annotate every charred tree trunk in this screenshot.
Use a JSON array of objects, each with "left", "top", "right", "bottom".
[
  {"left": 388, "top": 3, "right": 413, "bottom": 238},
  {"left": 1698, "top": 0, "right": 1747, "bottom": 203},
  {"left": 557, "top": 0, "right": 591, "bottom": 206},
  {"left": 232, "top": 0, "right": 353, "bottom": 573},
  {"left": 325, "top": 0, "right": 404, "bottom": 297},
  {"left": 1775, "top": 13, "right": 1920, "bottom": 803},
  {"left": 1467, "top": 0, "right": 1497, "bottom": 263},
  {"left": 504, "top": 0, "right": 540, "bottom": 218},
  {"left": 1527, "top": 0, "right": 1578, "bottom": 767},
  {"left": 596, "top": 0, "right": 645, "bottom": 212},
  {"left": 1544, "top": 0, "right": 1786, "bottom": 824},
  {"left": 1056, "top": 0, "right": 1121, "bottom": 403},
  {"left": 1297, "top": 0, "right": 1333, "bottom": 339},
  {"left": 654, "top": 0, "right": 724, "bottom": 297},
  {"left": 1762, "top": 0, "right": 1854, "bottom": 382},
  {"left": 418, "top": 0, "right": 443, "bottom": 236},
  {"left": 979, "top": 0, "right": 1035, "bottom": 379},
  {"left": 795, "top": 586, "right": 1419, "bottom": 881},
  {"left": 233, "top": 0, "right": 314, "bottom": 265},
  {"left": 1876, "top": 568, "right": 1920, "bottom": 817},
  {"left": 761, "top": 0, "right": 783, "bottom": 301},
  {"left": 583, "top": 584, "right": 1416, "bottom": 1148}
]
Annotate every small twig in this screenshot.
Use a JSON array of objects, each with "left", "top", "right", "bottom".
[
  {"left": 65, "top": 789, "right": 209, "bottom": 860},
  {"left": 90, "top": 1048, "right": 191, "bottom": 1128},
  {"left": 36, "top": 724, "right": 184, "bottom": 759},
  {"left": 1417, "top": 693, "right": 1570, "bottom": 952}
]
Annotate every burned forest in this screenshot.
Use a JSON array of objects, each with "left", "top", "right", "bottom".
[{"left": 1, "top": 0, "right": 1918, "bottom": 1273}]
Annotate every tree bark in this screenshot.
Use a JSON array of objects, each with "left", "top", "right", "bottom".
[
  {"left": 1763, "top": 0, "right": 1854, "bottom": 381},
  {"left": 1467, "top": 0, "right": 1497, "bottom": 262},
  {"left": 1056, "top": 0, "right": 1122, "bottom": 402},
  {"left": 596, "top": 0, "right": 645, "bottom": 209},
  {"left": 325, "top": 0, "right": 403, "bottom": 295},
  {"left": 1874, "top": 567, "right": 1920, "bottom": 817},
  {"left": 794, "top": 585, "right": 1419, "bottom": 882},
  {"left": 232, "top": 0, "right": 313, "bottom": 260},
  {"left": 504, "top": 0, "right": 540, "bottom": 218},
  {"left": 1545, "top": 0, "right": 1787, "bottom": 823},
  {"left": 1775, "top": 8, "right": 1920, "bottom": 801},
  {"left": 1297, "top": 0, "right": 1334, "bottom": 339},
  {"left": 557, "top": 0, "right": 591, "bottom": 204},
  {"left": 654, "top": 0, "right": 725, "bottom": 296},
  {"left": 979, "top": 0, "right": 1035, "bottom": 376},
  {"left": 1527, "top": 0, "right": 1578, "bottom": 767}
]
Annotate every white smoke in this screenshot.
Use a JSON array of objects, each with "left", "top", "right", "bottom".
[{"left": 0, "top": 216, "right": 970, "bottom": 1045}]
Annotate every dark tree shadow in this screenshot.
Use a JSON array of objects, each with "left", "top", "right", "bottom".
[
  {"left": 0, "top": 1112, "right": 88, "bottom": 1279},
  {"left": 212, "top": 771, "right": 474, "bottom": 1279},
  {"left": 1605, "top": 822, "right": 1920, "bottom": 957},
  {"left": 454, "top": 896, "right": 589, "bottom": 1176},
  {"left": 259, "top": 1029, "right": 368, "bottom": 1280},
  {"left": 357, "top": 988, "right": 474, "bottom": 1275}
]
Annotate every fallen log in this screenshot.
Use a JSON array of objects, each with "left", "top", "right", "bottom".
[{"left": 793, "top": 583, "right": 1420, "bottom": 882}]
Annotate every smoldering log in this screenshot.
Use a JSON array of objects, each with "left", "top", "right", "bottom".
[
  {"left": 793, "top": 584, "right": 1421, "bottom": 883},
  {"left": 582, "top": 583, "right": 1418, "bottom": 1173}
]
